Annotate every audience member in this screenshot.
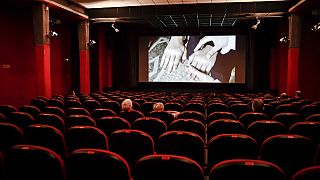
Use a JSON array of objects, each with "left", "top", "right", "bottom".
[
  {"left": 252, "top": 98, "right": 264, "bottom": 112},
  {"left": 121, "top": 99, "right": 133, "bottom": 112},
  {"left": 295, "top": 90, "right": 303, "bottom": 99},
  {"left": 153, "top": 102, "right": 164, "bottom": 111},
  {"left": 280, "top": 92, "right": 288, "bottom": 100}
]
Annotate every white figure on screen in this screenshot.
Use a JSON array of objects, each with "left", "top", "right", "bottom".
[
  {"left": 190, "top": 36, "right": 236, "bottom": 74},
  {"left": 160, "top": 35, "right": 236, "bottom": 82},
  {"left": 160, "top": 36, "right": 186, "bottom": 73}
]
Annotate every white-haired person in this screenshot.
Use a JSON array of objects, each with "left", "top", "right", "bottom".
[
  {"left": 121, "top": 99, "right": 133, "bottom": 112},
  {"left": 120, "top": 99, "right": 144, "bottom": 124},
  {"left": 153, "top": 102, "right": 165, "bottom": 112}
]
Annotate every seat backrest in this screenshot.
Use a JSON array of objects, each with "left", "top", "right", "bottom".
[
  {"left": 289, "top": 122, "right": 320, "bottom": 144},
  {"left": 276, "top": 104, "right": 299, "bottom": 114},
  {"left": 148, "top": 111, "right": 175, "bottom": 125},
  {"left": 68, "top": 149, "right": 131, "bottom": 180},
  {"left": 247, "top": 120, "right": 287, "bottom": 145},
  {"left": 305, "top": 114, "right": 320, "bottom": 122},
  {"left": 272, "top": 113, "right": 302, "bottom": 128},
  {"left": 134, "top": 98, "right": 147, "bottom": 106},
  {"left": 132, "top": 101, "right": 141, "bottom": 111},
  {"left": 176, "top": 111, "right": 206, "bottom": 125},
  {"left": 96, "top": 116, "right": 131, "bottom": 137},
  {"left": 206, "top": 103, "right": 228, "bottom": 116},
  {"left": 66, "top": 126, "right": 108, "bottom": 152},
  {"left": 7, "top": 112, "right": 35, "bottom": 130},
  {"left": 65, "top": 107, "right": 90, "bottom": 116},
  {"left": 82, "top": 100, "right": 101, "bottom": 113},
  {"left": 64, "top": 99, "right": 82, "bottom": 109},
  {"left": 157, "top": 131, "right": 205, "bottom": 167},
  {"left": 132, "top": 117, "right": 167, "bottom": 142},
  {"left": 169, "top": 119, "right": 205, "bottom": 139},
  {"left": 30, "top": 98, "right": 47, "bottom": 111},
  {"left": 239, "top": 112, "right": 269, "bottom": 127},
  {"left": 36, "top": 113, "right": 66, "bottom": 134},
  {"left": 229, "top": 103, "right": 252, "bottom": 119},
  {"left": 0, "top": 122, "right": 24, "bottom": 153},
  {"left": 0, "top": 105, "right": 17, "bottom": 118},
  {"left": 209, "top": 159, "right": 286, "bottom": 180},
  {"left": 226, "top": 100, "right": 243, "bottom": 108},
  {"left": 184, "top": 103, "right": 206, "bottom": 116},
  {"left": 101, "top": 100, "right": 121, "bottom": 114},
  {"left": 0, "top": 152, "right": 5, "bottom": 180},
  {"left": 207, "top": 134, "right": 258, "bottom": 169},
  {"left": 91, "top": 108, "right": 117, "bottom": 121},
  {"left": 263, "top": 104, "right": 276, "bottom": 119},
  {"left": 109, "top": 129, "right": 154, "bottom": 169},
  {"left": 291, "top": 166, "right": 320, "bottom": 180},
  {"left": 165, "top": 102, "right": 183, "bottom": 112},
  {"left": 134, "top": 154, "right": 204, "bottom": 180},
  {"left": 5, "top": 145, "right": 66, "bottom": 180},
  {"left": 119, "top": 110, "right": 145, "bottom": 124},
  {"left": 47, "top": 99, "right": 65, "bottom": 109},
  {"left": 65, "top": 115, "right": 96, "bottom": 129},
  {"left": 260, "top": 134, "right": 316, "bottom": 177},
  {"left": 43, "top": 106, "right": 65, "bottom": 119},
  {"left": 207, "top": 119, "right": 246, "bottom": 140},
  {"left": 270, "top": 101, "right": 283, "bottom": 109},
  {"left": 207, "top": 112, "right": 237, "bottom": 125},
  {"left": 0, "top": 113, "right": 5, "bottom": 122},
  {"left": 300, "top": 105, "right": 320, "bottom": 119},
  {"left": 140, "top": 102, "right": 154, "bottom": 115},
  {"left": 18, "top": 105, "right": 41, "bottom": 118},
  {"left": 24, "top": 124, "right": 67, "bottom": 159}
]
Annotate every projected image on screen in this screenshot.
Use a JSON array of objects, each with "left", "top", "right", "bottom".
[{"left": 139, "top": 35, "right": 246, "bottom": 83}]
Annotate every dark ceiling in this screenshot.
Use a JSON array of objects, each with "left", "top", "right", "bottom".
[{"left": 85, "top": 1, "right": 301, "bottom": 28}]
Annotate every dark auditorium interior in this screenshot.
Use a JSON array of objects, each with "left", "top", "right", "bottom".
[{"left": 1, "top": 0, "right": 320, "bottom": 179}]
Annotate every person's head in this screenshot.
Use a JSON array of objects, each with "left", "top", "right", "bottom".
[
  {"left": 252, "top": 98, "right": 264, "bottom": 112},
  {"left": 280, "top": 92, "right": 288, "bottom": 100},
  {"left": 153, "top": 102, "right": 164, "bottom": 111},
  {"left": 295, "top": 90, "right": 302, "bottom": 99},
  {"left": 264, "top": 93, "right": 273, "bottom": 99},
  {"left": 121, "top": 99, "right": 133, "bottom": 111}
]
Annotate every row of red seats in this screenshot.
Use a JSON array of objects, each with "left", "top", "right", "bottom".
[{"left": 1, "top": 144, "right": 320, "bottom": 180}]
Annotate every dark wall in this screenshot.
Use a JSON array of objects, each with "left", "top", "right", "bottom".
[
  {"left": 269, "top": 19, "right": 289, "bottom": 94},
  {"left": 0, "top": 6, "right": 37, "bottom": 107},
  {"left": 0, "top": 4, "right": 76, "bottom": 107},
  {"left": 50, "top": 20, "right": 73, "bottom": 96},
  {"left": 298, "top": 15, "right": 320, "bottom": 101}
]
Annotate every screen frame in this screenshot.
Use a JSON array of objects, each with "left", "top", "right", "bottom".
[
  {"left": 135, "top": 30, "right": 251, "bottom": 91},
  {"left": 136, "top": 33, "right": 250, "bottom": 87}
]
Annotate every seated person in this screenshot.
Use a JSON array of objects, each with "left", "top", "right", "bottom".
[
  {"left": 120, "top": 99, "right": 144, "bottom": 124},
  {"left": 153, "top": 102, "right": 165, "bottom": 112},
  {"left": 295, "top": 90, "right": 303, "bottom": 99},
  {"left": 252, "top": 98, "right": 264, "bottom": 113},
  {"left": 121, "top": 99, "right": 133, "bottom": 112},
  {"left": 280, "top": 93, "right": 288, "bottom": 100}
]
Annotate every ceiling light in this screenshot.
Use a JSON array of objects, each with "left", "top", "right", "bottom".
[
  {"left": 311, "top": 22, "right": 320, "bottom": 32},
  {"left": 279, "top": 36, "right": 289, "bottom": 43},
  {"left": 111, "top": 22, "right": 120, "bottom": 32},
  {"left": 88, "top": 40, "right": 96, "bottom": 46},
  {"left": 252, "top": 17, "right": 260, "bottom": 30},
  {"left": 47, "top": 30, "right": 58, "bottom": 38}
]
